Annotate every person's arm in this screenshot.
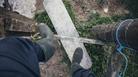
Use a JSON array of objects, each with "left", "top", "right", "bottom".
[
  {"left": 91, "top": 19, "right": 138, "bottom": 51},
  {"left": 0, "top": 23, "right": 56, "bottom": 77}
]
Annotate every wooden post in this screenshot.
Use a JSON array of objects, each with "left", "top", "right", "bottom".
[{"left": 43, "top": 0, "right": 92, "bottom": 69}]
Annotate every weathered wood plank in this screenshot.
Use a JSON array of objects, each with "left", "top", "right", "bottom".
[
  {"left": 0, "top": 7, "right": 36, "bottom": 32},
  {"left": 43, "top": 0, "right": 92, "bottom": 69}
]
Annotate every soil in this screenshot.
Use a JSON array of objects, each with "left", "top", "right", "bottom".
[
  {"left": 35, "top": 0, "right": 45, "bottom": 14},
  {"left": 68, "top": 0, "right": 129, "bottom": 22}
]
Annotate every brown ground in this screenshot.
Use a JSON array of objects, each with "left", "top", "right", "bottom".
[
  {"left": 35, "top": 0, "right": 45, "bottom": 13},
  {"left": 68, "top": 0, "right": 129, "bottom": 22}
]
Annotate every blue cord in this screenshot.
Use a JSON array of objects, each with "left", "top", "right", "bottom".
[
  {"left": 117, "top": 47, "right": 128, "bottom": 77},
  {"left": 115, "top": 20, "right": 132, "bottom": 77}
]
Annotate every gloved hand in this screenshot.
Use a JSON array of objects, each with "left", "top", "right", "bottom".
[
  {"left": 71, "top": 47, "right": 83, "bottom": 74},
  {"left": 36, "top": 23, "right": 56, "bottom": 62},
  {"left": 71, "top": 48, "right": 95, "bottom": 77}
]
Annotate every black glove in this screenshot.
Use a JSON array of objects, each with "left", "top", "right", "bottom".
[
  {"left": 71, "top": 47, "right": 83, "bottom": 74},
  {"left": 36, "top": 23, "right": 56, "bottom": 62},
  {"left": 71, "top": 47, "right": 95, "bottom": 77}
]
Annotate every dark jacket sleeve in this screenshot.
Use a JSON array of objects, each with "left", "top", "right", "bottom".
[{"left": 0, "top": 37, "right": 45, "bottom": 77}]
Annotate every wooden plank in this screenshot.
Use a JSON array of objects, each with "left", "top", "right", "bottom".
[
  {"left": 0, "top": 7, "right": 36, "bottom": 32},
  {"left": 43, "top": 0, "right": 92, "bottom": 69}
]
